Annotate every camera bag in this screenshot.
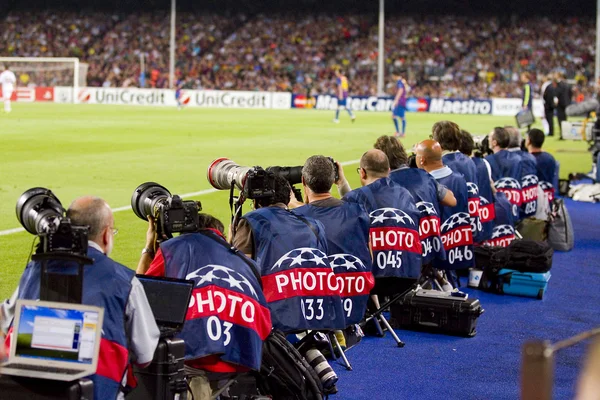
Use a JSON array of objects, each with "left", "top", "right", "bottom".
[
  {"left": 389, "top": 288, "right": 484, "bottom": 337},
  {"left": 547, "top": 198, "right": 575, "bottom": 251},
  {"left": 256, "top": 329, "right": 324, "bottom": 400}
]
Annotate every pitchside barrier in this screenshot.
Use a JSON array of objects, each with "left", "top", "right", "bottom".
[{"left": 2, "top": 86, "right": 547, "bottom": 117}]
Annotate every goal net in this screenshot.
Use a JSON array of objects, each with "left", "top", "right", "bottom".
[{"left": 0, "top": 57, "right": 87, "bottom": 103}]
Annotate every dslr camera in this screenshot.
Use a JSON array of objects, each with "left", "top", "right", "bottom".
[
  {"left": 473, "top": 135, "right": 492, "bottom": 157},
  {"left": 131, "top": 182, "right": 201, "bottom": 238},
  {"left": 207, "top": 157, "right": 339, "bottom": 200},
  {"left": 16, "top": 188, "right": 88, "bottom": 256}
]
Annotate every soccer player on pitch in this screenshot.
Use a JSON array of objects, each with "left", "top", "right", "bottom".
[
  {"left": 392, "top": 73, "right": 409, "bottom": 137},
  {"left": 175, "top": 79, "right": 184, "bottom": 110},
  {"left": 0, "top": 65, "right": 17, "bottom": 113},
  {"left": 333, "top": 69, "right": 356, "bottom": 123}
]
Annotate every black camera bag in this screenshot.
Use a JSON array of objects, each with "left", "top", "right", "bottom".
[
  {"left": 256, "top": 330, "right": 324, "bottom": 400},
  {"left": 476, "top": 240, "right": 553, "bottom": 293}
]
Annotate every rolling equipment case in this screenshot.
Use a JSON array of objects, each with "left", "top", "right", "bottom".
[
  {"left": 390, "top": 288, "right": 484, "bottom": 337},
  {"left": 496, "top": 269, "right": 551, "bottom": 299},
  {"left": 127, "top": 338, "right": 187, "bottom": 400}
]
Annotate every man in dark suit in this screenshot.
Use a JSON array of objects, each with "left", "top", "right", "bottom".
[
  {"left": 541, "top": 75, "right": 557, "bottom": 136},
  {"left": 556, "top": 72, "right": 572, "bottom": 138}
]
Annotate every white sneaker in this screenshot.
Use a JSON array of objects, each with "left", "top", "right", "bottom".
[{"left": 333, "top": 119, "right": 340, "bottom": 124}]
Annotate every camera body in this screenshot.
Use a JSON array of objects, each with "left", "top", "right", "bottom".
[
  {"left": 131, "top": 183, "right": 201, "bottom": 238},
  {"left": 40, "top": 218, "right": 88, "bottom": 255},
  {"left": 156, "top": 195, "right": 200, "bottom": 237},
  {"left": 244, "top": 167, "right": 276, "bottom": 200},
  {"left": 473, "top": 135, "right": 492, "bottom": 157}
]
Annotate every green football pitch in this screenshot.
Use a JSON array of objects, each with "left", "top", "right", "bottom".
[{"left": 0, "top": 103, "right": 591, "bottom": 299}]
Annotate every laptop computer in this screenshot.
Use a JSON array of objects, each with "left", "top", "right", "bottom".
[
  {"left": 136, "top": 275, "right": 194, "bottom": 338},
  {"left": 1, "top": 299, "right": 104, "bottom": 381}
]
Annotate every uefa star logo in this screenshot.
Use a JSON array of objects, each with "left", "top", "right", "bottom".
[
  {"left": 480, "top": 196, "right": 490, "bottom": 206},
  {"left": 522, "top": 174, "right": 539, "bottom": 187},
  {"left": 441, "top": 212, "right": 470, "bottom": 232},
  {"left": 186, "top": 264, "right": 258, "bottom": 297},
  {"left": 369, "top": 207, "right": 415, "bottom": 225},
  {"left": 416, "top": 201, "right": 437, "bottom": 216},
  {"left": 539, "top": 181, "right": 553, "bottom": 191},
  {"left": 271, "top": 247, "right": 329, "bottom": 271},
  {"left": 329, "top": 254, "right": 366, "bottom": 271},
  {"left": 491, "top": 224, "right": 515, "bottom": 239},
  {"left": 495, "top": 177, "right": 521, "bottom": 190},
  {"left": 467, "top": 182, "right": 479, "bottom": 196}
]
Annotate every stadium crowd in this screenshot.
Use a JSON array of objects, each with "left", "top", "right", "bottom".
[{"left": 1, "top": 11, "right": 597, "bottom": 98}]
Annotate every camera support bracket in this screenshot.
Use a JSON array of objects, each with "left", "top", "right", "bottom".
[{"left": 32, "top": 252, "right": 94, "bottom": 304}]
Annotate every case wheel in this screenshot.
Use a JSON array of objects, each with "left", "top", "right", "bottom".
[{"left": 537, "top": 289, "right": 544, "bottom": 299}]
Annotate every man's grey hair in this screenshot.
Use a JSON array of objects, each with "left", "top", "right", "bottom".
[
  {"left": 302, "top": 155, "right": 335, "bottom": 194},
  {"left": 66, "top": 197, "right": 111, "bottom": 240},
  {"left": 504, "top": 126, "right": 522, "bottom": 148}
]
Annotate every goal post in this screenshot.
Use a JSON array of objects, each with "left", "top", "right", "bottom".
[{"left": 0, "top": 57, "right": 86, "bottom": 103}]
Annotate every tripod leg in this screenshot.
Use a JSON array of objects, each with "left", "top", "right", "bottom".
[
  {"left": 329, "top": 333, "right": 353, "bottom": 371},
  {"left": 378, "top": 315, "right": 405, "bottom": 348}
]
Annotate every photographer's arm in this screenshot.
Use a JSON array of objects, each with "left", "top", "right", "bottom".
[
  {"left": 437, "top": 182, "right": 457, "bottom": 207},
  {"left": 136, "top": 216, "right": 158, "bottom": 275},
  {"left": 335, "top": 161, "right": 352, "bottom": 197},
  {"left": 231, "top": 219, "right": 254, "bottom": 259}
]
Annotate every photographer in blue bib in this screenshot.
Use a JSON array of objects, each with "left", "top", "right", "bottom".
[{"left": 2, "top": 192, "right": 159, "bottom": 400}]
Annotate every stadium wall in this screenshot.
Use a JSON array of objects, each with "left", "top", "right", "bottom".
[{"left": 4, "top": 87, "right": 544, "bottom": 117}]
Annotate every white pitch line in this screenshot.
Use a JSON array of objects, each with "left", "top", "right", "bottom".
[{"left": 0, "top": 159, "right": 361, "bottom": 237}]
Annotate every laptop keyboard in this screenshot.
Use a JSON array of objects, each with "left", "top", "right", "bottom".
[{"left": 5, "top": 363, "right": 83, "bottom": 375}]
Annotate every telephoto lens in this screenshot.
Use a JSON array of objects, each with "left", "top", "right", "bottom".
[
  {"left": 207, "top": 158, "right": 252, "bottom": 191},
  {"left": 16, "top": 188, "right": 65, "bottom": 234},
  {"left": 131, "top": 182, "right": 171, "bottom": 221},
  {"left": 304, "top": 348, "right": 338, "bottom": 390}
]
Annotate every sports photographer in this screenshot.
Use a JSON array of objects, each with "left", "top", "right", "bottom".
[
  {"left": 232, "top": 173, "right": 346, "bottom": 333},
  {"left": 138, "top": 213, "right": 271, "bottom": 399},
  {"left": 505, "top": 126, "right": 539, "bottom": 218},
  {"left": 373, "top": 135, "right": 454, "bottom": 265},
  {"left": 485, "top": 127, "right": 524, "bottom": 211},
  {"left": 416, "top": 140, "right": 474, "bottom": 284},
  {"left": 458, "top": 130, "right": 495, "bottom": 242},
  {"left": 293, "top": 155, "right": 374, "bottom": 327},
  {"left": 527, "top": 128, "right": 558, "bottom": 205},
  {"left": 431, "top": 120, "right": 482, "bottom": 242},
  {"left": 343, "top": 150, "right": 422, "bottom": 292},
  {"left": 2, "top": 196, "right": 159, "bottom": 400}
]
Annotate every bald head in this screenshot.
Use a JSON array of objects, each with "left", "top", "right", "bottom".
[
  {"left": 67, "top": 196, "right": 113, "bottom": 241},
  {"left": 415, "top": 140, "right": 444, "bottom": 172},
  {"left": 360, "top": 149, "right": 390, "bottom": 179}
]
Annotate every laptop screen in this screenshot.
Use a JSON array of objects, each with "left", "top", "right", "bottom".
[
  {"left": 15, "top": 304, "right": 100, "bottom": 364},
  {"left": 137, "top": 276, "right": 193, "bottom": 326}
]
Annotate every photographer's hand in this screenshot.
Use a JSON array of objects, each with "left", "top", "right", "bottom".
[
  {"left": 145, "top": 215, "right": 158, "bottom": 252},
  {"left": 335, "top": 161, "right": 352, "bottom": 197},
  {"left": 136, "top": 216, "right": 157, "bottom": 274},
  {"left": 288, "top": 189, "right": 305, "bottom": 209}
]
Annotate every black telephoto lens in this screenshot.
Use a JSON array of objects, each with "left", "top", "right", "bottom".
[
  {"left": 16, "top": 188, "right": 64, "bottom": 234},
  {"left": 266, "top": 166, "right": 303, "bottom": 185},
  {"left": 131, "top": 182, "right": 171, "bottom": 221}
]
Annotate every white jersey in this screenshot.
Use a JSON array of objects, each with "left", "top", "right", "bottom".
[{"left": 0, "top": 70, "right": 17, "bottom": 92}]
